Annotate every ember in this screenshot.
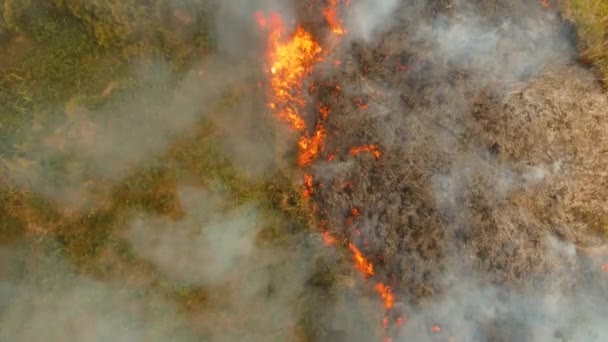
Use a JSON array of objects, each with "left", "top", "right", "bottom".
[
  {"left": 375, "top": 283, "right": 395, "bottom": 310},
  {"left": 349, "top": 144, "right": 382, "bottom": 159},
  {"left": 349, "top": 242, "right": 375, "bottom": 277}
]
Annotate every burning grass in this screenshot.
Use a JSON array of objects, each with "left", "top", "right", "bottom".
[{"left": 2, "top": 0, "right": 608, "bottom": 341}]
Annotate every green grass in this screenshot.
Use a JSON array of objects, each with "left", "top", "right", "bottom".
[
  {"left": 562, "top": 0, "right": 608, "bottom": 83},
  {"left": 0, "top": 4, "right": 312, "bottom": 298}
]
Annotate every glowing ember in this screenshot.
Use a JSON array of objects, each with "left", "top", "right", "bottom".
[
  {"left": 602, "top": 263, "right": 608, "bottom": 272},
  {"left": 349, "top": 242, "right": 375, "bottom": 277},
  {"left": 431, "top": 325, "right": 442, "bottom": 333},
  {"left": 321, "top": 230, "right": 338, "bottom": 246},
  {"left": 349, "top": 144, "right": 382, "bottom": 159},
  {"left": 355, "top": 98, "right": 369, "bottom": 109},
  {"left": 540, "top": 0, "right": 550, "bottom": 9},
  {"left": 303, "top": 173, "right": 314, "bottom": 198},
  {"left": 375, "top": 283, "right": 395, "bottom": 310}
]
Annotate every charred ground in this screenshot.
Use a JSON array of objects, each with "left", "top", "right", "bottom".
[{"left": 306, "top": 0, "right": 608, "bottom": 325}]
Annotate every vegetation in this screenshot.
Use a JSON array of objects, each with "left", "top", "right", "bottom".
[
  {"left": 0, "top": 0, "right": 327, "bottom": 338},
  {"left": 561, "top": 0, "right": 608, "bottom": 83},
  {"left": 0, "top": 0, "right": 607, "bottom": 339}
]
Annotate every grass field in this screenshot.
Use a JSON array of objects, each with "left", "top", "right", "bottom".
[
  {"left": 0, "top": 1, "right": 607, "bottom": 339},
  {"left": 561, "top": 0, "right": 608, "bottom": 83}
]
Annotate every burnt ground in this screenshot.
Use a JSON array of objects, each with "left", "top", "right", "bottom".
[{"left": 306, "top": 0, "right": 608, "bottom": 307}]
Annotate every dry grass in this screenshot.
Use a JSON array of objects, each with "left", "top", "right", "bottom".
[{"left": 561, "top": 0, "right": 608, "bottom": 83}]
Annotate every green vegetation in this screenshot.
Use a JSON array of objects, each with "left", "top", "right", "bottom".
[
  {"left": 0, "top": 1, "right": 324, "bottom": 336},
  {"left": 562, "top": 0, "right": 608, "bottom": 83}
]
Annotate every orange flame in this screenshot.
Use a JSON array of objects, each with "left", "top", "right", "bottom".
[
  {"left": 349, "top": 144, "right": 381, "bottom": 159},
  {"left": 431, "top": 325, "right": 441, "bottom": 333},
  {"left": 319, "top": 105, "right": 330, "bottom": 120},
  {"left": 303, "top": 173, "right": 314, "bottom": 198},
  {"left": 298, "top": 123, "right": 326, "bottom": 166},
  {"left": 323, "top": 0, "right": 347, "bottom": 36},
  {"left": 375, "top": 283, "right": 395, "bottom": 310},
  {"left": 349, "top": 242, "right": 375, "bottom": 277},
  {"left": 257, "top": 12, "right": 322, "bottom": 131}
]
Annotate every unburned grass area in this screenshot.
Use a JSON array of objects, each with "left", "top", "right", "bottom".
[
  {"left": 561, "top": 0, "right": 608, "bottom": 83},
  {"left": 0, "top": 9, "right": 336, "bottom": 339}
]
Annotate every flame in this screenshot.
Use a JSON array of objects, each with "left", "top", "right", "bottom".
[
  {"left": 431, "top": 325, "right": 442, "bottom": 333},
  {"left": 349, "top": 144, "right": 382, "bottom": 159},
  {"left": 322, "top": 230, "right": 338, "bottom": 246},
  {"left": 303, "top": 173, "right": 314, "bottom": 198},
  {"left": 257, "top": 12, "right": 322, "bottom": 131},
  {"left": 375, "top": 283, "right": 395, "bottom": 310},
  {"left": 602, "top": 263, "right": 608, "bottom": 272},
  {"left": 347, "top": 207, "right": 361, "bottom": 226},
  {"left": 323, "top": 0, "right": 347, "bottom": 36},
  {"left": 298, "top": 123, "right": 326, "bottom": 166},
  {"left": 349, "top": 242, "right": 375, "bottom": 277},
  {"left": 319, "top": 105, "right": 330, "bottom": 120}
]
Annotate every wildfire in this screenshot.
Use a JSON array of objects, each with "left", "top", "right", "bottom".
[
  {"left": 256, "top": 11, "right": 322, "bottom": 131},
  {"left": 323, "top": 0, "right": 347, "bottom": 36},
  {"left": 298, "top": 123, "right": 326, "bottom": 166},
  {"left": 349, "top": 242, "right": 375, "bottom": 277},
  {"left": 375, "top": 283, "right": 396, "bottom": 310},
  {"left": 303, "top": 173, "right": 314, "bottom": 198},
  {"left": 349, "top": 144, "right": 382, "bottom": 159},
  {"left": 319, "top": 105, "right": 330, "bottom": 120}
]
